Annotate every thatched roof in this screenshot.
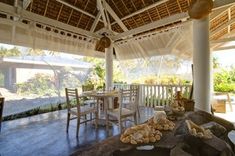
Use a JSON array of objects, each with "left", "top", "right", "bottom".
[{"left": 0, "top": 0, "right": 234, "bottom": 56}]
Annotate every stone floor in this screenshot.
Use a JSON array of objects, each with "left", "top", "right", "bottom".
[{"left": 0, "top": 107, "right": 154, "bottom": 156}]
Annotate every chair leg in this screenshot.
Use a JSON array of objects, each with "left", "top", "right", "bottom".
[
  {"left": 66, "top": 113, "right": 70, "bottom": 133},
  {"left": 118, "top": 118, "right": 122, "bottom": 133},
  {"left": 137, "top": 105, "right": 140, "bottom": 118},
  {"left": 106, "top": 114, "right": 109, "bottom": 131},
  {"left": 76, "top": 117, "right": 80, "bottom": 138},
  {"left": 95, "top": 111, "right": 98, "bottom": 129},
  {"left": 134, "top": 113, "right": 137, "bottom": 125},
  {"left": 84, "top": 115, "right": 87, "bottom": 125}
]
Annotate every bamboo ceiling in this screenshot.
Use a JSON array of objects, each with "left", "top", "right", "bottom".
[{"left": 0, "top": 0, "right": 234, "bottom": 52}]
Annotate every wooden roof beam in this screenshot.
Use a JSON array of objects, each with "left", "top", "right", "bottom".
[
  {"left": 56, "top": 0, "right": 103, "bottom": 23},
  {"left": 210, "top": 17, "right": 235, "bottom": 36},
  {"left": 111, "top": 0, "right": 169, "bottom": 25},
  {"left": 211, "top": 36, "right": 235, "bottom": 44},
  {"left": 213, "top": 45, "right": 235, "bottom": 51},
  {"left": 213, "top": 0, "right": 235, "bottom": 10},
  {"left": 97, "top": 0, "right": 108, "bottom": 27},
  {"left": 210, "top": 5, "right": 231, "bottom": 21},
  {"left": 211, "top": 29, "right": 235, "bottom": 49},
  {"left": 0, "top": 2, "right": 100, "bottom": 39},
  {"left": 23, "top": 0, "right": 32, "bottom": 9},
  {"left": 113, "top": 12, "right": 189, "bottom": 41},
  {"left": 90, "top": 11, "right": 101, "bottom": 32},
  {"left": 103, "top": 0, "right": 128, "bottom": 31}
]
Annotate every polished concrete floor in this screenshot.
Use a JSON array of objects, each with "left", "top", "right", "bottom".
[{"left": 0, "top": 107, "right": 154, "bottom": 156}]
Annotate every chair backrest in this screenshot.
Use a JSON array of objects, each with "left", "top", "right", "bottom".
[
  {"left": 118, "top": 87, "right": 139, "bottom": 115},
  {"left": 65, "top": 88, "right": 80, "bottom": 112},
  {"left": 82, "top": 84, "right": 94, "bottom": 92}
]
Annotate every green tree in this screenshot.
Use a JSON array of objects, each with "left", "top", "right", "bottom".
[
  {"left": 213, "top": 57, "right": 220, "bottom": 69},
  {"left": 0, "top": 47, "right": 21, "bottom": 57}
]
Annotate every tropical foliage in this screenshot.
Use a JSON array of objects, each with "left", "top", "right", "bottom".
[
  {"left": 0, "top": 47, "right": 21, "bottom": 57},
  {"left": 214, "top": 66, "right": 235, "bottom": 92}
]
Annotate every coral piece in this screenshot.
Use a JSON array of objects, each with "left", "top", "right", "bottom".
[
  {"left": 120, "top": 124, "right": 162, "bottom": 145},
  {"left": 147, "top": 117, "right": 175, "bottom": 131},
  {"left": 186, "top": 120, "right": 212, "bottom": 139}
]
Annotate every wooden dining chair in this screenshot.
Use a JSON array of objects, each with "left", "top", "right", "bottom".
[
  {"left": 65, "top": 88, "right": 98, "bottom": 137},
  {"left": 0, "top": 97, "right": 4, "bottom": 133},
  {"left": 82, "top": 84, "right": 96, "bottom": 105},
  {"left": 106, "top": 88, "right": 138, "bottom": 132}
]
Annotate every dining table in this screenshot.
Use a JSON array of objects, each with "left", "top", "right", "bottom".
[{"left": 82, "top": 90, "right": 119, "bottom": 127}]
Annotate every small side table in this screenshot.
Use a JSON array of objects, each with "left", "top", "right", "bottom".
[{"left": 228, "top": 130, "right": 235, "bottom": 152}]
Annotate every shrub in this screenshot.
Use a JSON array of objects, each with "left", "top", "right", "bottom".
[{"left": 16, "top": 73, "right": 56, "bottom": 96}]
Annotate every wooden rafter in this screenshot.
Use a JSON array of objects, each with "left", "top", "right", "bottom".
[
  {"left": 165, "top": 3, "right": 170, "bottom": 16},
  {"left": 56, "top": 0, "right": 102, "bottom": 23},
  {"left": 129, "top": 0, "right": 140, "bottom": 27},
  {"left": 29, "top": 0, "right": 33, "bottom": 11},
  {"left": 210, "top": 5, "right": 232, "bottom": 21},
  {"left": 0, "top": 2, "right": 99, "bottom": 38},
  {"left": 211, "top": 36, "right": 235, "bottom": 44},
  {"left": 211, "top": 18, "right": 235, "bottom": 36},
  {"left": 210, "top": 29, "right": 235, "bottom": 49},
  {"left": 76, "top": 0, "right": 90, "bottom": 28},
  {"left": 214, "top": 45, "right": 235, "bottom": 51},
  {"left": 103, "top": 0, "right": 128, "bottom": 31},
  {"left": 141, "top": 0, "right": 153, "bottom": 23},
  {"left": 97, "top": 0, "right": 107, "bottom": 27},
  {"left": 177, "top": 0, "right": 182, "bottom": 12},
  {"left": 113, "top": 12, "right": 189, "bottom": 40},
  {"left": 43, "top": 0, "right": 49, "bottom": 16},
  {"left": 23, "top": 0, "right": 32, "bottom": 9},
  {"left": 56, "top": 4, "right": 63, "bottom": 21},
  {"left": 90, "top": 11, "right": 101, "bottom": 32},
  {"left": 213, "top": 0, "right": 235, "bottom": 10},
  {"left": 111, "top": 0, "right": 170, "bottom": 25},
  {"left": 67, "top": 0, "right": 77, "bottom": 24}
]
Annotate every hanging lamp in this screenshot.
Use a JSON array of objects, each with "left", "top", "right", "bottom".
[{"left": 188, "top": 0, "right": 213, "bottom": 19}]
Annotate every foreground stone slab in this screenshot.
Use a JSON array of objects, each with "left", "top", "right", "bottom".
[{"left": 71, "top": 111, "right": 235, "bottom": 156}]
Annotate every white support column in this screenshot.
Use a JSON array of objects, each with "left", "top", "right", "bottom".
[
  {"left": 193, "top": 17, "right": 212, "bottom": 113},
  {"left": 105, "top": 43, "right": 113, "bottom": 90}
]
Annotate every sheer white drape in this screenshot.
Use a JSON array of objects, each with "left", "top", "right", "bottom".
[{"left": 114, "top": 22, "right": 193, "bottom": 60}]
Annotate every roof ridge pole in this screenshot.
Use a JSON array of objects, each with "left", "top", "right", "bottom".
[{"left": 193, "top": 16, "right": 212, "bottom": 113}]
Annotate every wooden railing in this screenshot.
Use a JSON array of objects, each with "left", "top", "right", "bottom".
[{"left": 114, "top": 83, "right": 192, "bottom": 107}]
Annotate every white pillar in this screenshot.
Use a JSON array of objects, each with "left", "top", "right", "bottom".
[
  {"left": 105, "top": 43, "right": 113, "bottom": 90},
  {"left": 193, "top": 17, "right": 212, "bottom": 113}
]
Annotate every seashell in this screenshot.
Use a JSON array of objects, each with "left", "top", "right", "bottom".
[
  {"left": 169, "top": 126, "right": 174, "bottom": 131},
  {"left": 163, "top": 125, "right": 169, "bottom": 130},
  {"left": 130, "top": 139, "right": 138, "bottom": 145},
  {"left": 121, "top": 137, "right": 130, "bottom": 143},
  {"left": 124, "top": 128, "right": 133, "bottom": 135},
  {"left": 133, "top": 132, "right": 143, "bottom": 140},
  {"left": 150, "top": 137, "right": 156, "bottom": 143},
  {"left": 197, "top": 132, "right": 204, "bottom": 138},
  {"left": 136, "top": 139, "right": 143, "bottom": 144},
  {"left": 143, "top": 137, "right": 150, "bottom": 144},
  {"left": 155, "top": 135, "right": 161, "bottom": 141}
]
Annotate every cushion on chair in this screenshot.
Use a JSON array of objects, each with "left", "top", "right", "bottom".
[{"left": 107, "top": 108, "right": 135, "bottom": 118}]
